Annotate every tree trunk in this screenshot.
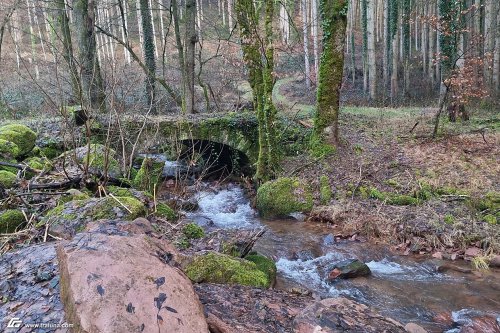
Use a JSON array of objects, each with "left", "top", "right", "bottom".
[
  {"left": 56, "top": 0, "right": 81, "bottom": 101},
  {"left": 361, "top": 0, "right": 368, "bottom": 94},
  {"left": 140, "top": 0, "right": 156, "bottom": 109},
  {"left": 172, "top": 0, "right": 186, "bottom": 110},
  {"left": 185, "top": 0, "right": 197, "bottom": 113},
  {"left": 302, "top": 0, "right": 311, "bottom": 89},
  {"left": 74, "top": 0, "right": 106, "bottom": 112},
  {"left": 315, "top": 0, "right": 348, "bottom": 144},
  {"left": 367, "top": 0, "right": 376, "bottom": 100},
  {"left": 390, "top": 0, "right": 399, "bottom": 101}
]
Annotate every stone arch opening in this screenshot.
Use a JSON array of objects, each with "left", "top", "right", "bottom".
[{"left": 179, "top": 139, "right": 253, "bottom": 179}]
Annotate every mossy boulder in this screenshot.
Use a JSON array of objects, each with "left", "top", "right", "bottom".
[
  {"left": 91, "top": 196, "right": 146, "bottom": 220},
  {"left": 0, "top": 209, "right": 25, "bottom": 233},
  {"left": 185, "top": 252, "right": 272, "bottom": 288},
  {"left": 132, "top": 157, "right": 164, "bottom": 192},
  {"left": 58, "top": 189, "right": 90, "bottom": 205},
  {"left": 155, "top": 202, "right": 177, "bottom": 220},
  {"left": 24, "top": 156, "right": 53, "bottom": 172},
  {"left": 245, "top": 253, "right": 277, "bottom": 285},
  {"left": 0, "top": 139, "right": 20, "bottom": 158},
  {"left": 256, "top": 177, "right": 313, "bottom": 218},
  {"left": 41, "top": 196, "right": 146, "bottom": 239},
  {"left": 0, "top": 170, "right": 17, "bottom": 188},
  {"left": 70, "top": 144, "right": 121, "bottom": 178},
  {"left": 0, "top": 124, "right": 37, "bottom": 156}
]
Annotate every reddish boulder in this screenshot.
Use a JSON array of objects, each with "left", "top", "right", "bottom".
[{"left": 57, "top": 232, "right": 208, "bottom": 333}]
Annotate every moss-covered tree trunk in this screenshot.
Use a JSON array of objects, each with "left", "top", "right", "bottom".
[
  {"left": 74, "top": 0, "right": 106, "bottom": 112},
  {"left": 185, "top": 0, "right": 197, "bottom": 114},
  {"left": 139, "top": 0, "right": 156, "bottom": 111},
  {"left": 235, "top": 0, "right": 277, "bottom": 182},
  {"left": 314, "top": 0, "right": 348, "bottom": 144}
]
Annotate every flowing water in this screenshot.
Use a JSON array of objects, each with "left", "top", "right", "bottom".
[{"left": 188, "top": 184, "right": 500, "bottom": 332}]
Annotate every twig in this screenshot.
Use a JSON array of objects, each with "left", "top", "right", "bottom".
[{"left": 108, "top": 193, "right": 133, "bottom": 214}]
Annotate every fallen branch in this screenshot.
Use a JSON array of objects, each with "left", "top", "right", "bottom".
[
  {"left": 27, "top": 177, "right": 82, "bottom": 190},
  {"left": 0, "top": 161, "right": 38, "bottom": 173}
]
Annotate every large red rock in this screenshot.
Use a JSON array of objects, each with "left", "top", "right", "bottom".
[
  {"left": 57, "top": 232, "right": 209, "bottom": 333},
  {"left": 293, "top": 297, "right": 406, "bottom": 333}
]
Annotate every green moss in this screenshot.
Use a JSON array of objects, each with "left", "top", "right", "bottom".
[
  {"left": 245, "top": 253, "right": 277, "bottom": 284},
  {"left": 309, "top": 138, "right": 336, "bottom": 158},
  {"left": 185, "top": 252, "right": 271, "bottom": 288},
  {"left": 444, "top": 214, "right": 455, "bottom": 225},
  {"left": 358, "top": 186, "right": 418, "bottom": 206},
  {"left": 40, "top": 146, "right": 61, "bottom": 159},
  {"left": 132, "top": 158, "right": 164, "bottom": 192},
  {"left": 0, "top": 209, "right": 25, "bottom": 233},
  {"left": 107, "top": 186, "right": 135, "bottom": 198},
  {"left": 0, "top": 124, "right": 36, "bottom": 156},
  {"left": 0, "top": 139, "right": 20, "bottom": 158},
  {"left": 91, "top": 196, "right": 146, "bottom": 220},
  {"left": 320, "top": 175, "right": 333, "bottom": 205},
  {"left": 256, "top": 177, "right": 313, "bottom": 218},
  {"left": 24, "top": 156, "right": 52, "bottom": 171},
  {"left": 183, "top": 223, "right": 204, "bottom": 239},
  {"left": 154, "top": 202, "right": 177, "bottom": 220},
  {"left": 483, "top": 214, "right": 497, "bottom": 225},
  {"left": 58, "top": 189, "right": 90, "bottom": 204},
  {"left": 0, "top": 170, "right": 16, "bottom": 188},
  {"left": 74, "top": 144, "right": 121, "bottom": 177}
]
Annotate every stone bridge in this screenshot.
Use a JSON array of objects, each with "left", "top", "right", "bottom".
[{"left": 155, "top": 112, "right": 261, "bottom": 164}]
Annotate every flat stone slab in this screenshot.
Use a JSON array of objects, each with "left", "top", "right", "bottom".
[
  {"left": 0, "top": 242, "right": 69, "bottom": 332},
  {"left": 57, "top": 232, "right": 208, "bottom": 333},
  {"left": 293, "top": 297, "right": 406, "bottom": 333}
]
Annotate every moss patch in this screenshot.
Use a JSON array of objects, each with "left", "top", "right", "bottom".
[
  {"left": 71, "top": 144, "right": 121, "bottom": 178},
  {"left": 183, "top": 223, "right": 204, "bottom": 239},
  {"left": 256, "top": 177, "right": 313, "bottom": 218},
  {"left": 132, "top": 158, "right": 164, "bottom": 192},
  {"left": 185, "top": 252, "right": 271, "bottom": 288},
  {"left": 0, "top": 209, "right": 25, "bottom": 233},
  {"left": 154, "top": 202, "right": 177, "bottom": 220},
  {"left": 245, "top": 253, "right": 277, "bottom": 284},
  {"left": 320, "top": 175, "right": 333, "bottom": 205},
  {"left": 0, "top": 139, "right": 20, "bottom": 158},
  {"left": 0, "top": 170, "right": 17, "bottom": 188},
  {"left": 0, "top": 124, "right": 36, "bottom": 156},
  {"left": 90, "top": 196, "right": 146, "bottom": 220}
]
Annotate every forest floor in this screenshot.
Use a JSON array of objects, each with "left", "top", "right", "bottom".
[{"left": 277, "top": 99, "right": 499, "bottom": 261}]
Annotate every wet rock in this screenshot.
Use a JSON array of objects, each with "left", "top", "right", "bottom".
[
  {"left": 488, "top": 255, "right": 500, "bottom": 268},
  {"left": 451, "top": 309, "right": 500, "bottom": 333},
  {"left": 195, "top": 283, "right": 313, "bottom": 332},
  {"left": 0, "top": 243, "right": 68, "bottom": 332},
  {"left": 57, "top": 232, "right": 209, "bottom": 333},
  {"left": 190, "top": 216, "right": 215, "bottom": 228},
  {"left": 405, "top": 322, "right": 428, "bottom": 333},
  {"left": 291, "top": 249, "right": 319, "bottom": 261},
  {"left": 293, "top": 297, "right": 406, "bottom": 332},
  {"left": 179, "top": 198, "right": 199, "bottom": 212},
  {"left": 327, "top": 259, "right": 371, "bottom": 280},
  {"left": 323, "top": 233, "right": 336, "bottom": 245}
]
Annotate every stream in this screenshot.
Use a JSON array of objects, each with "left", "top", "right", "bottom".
[{"left": 187, "top": 184, "right": 500, "bottom": 332}]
